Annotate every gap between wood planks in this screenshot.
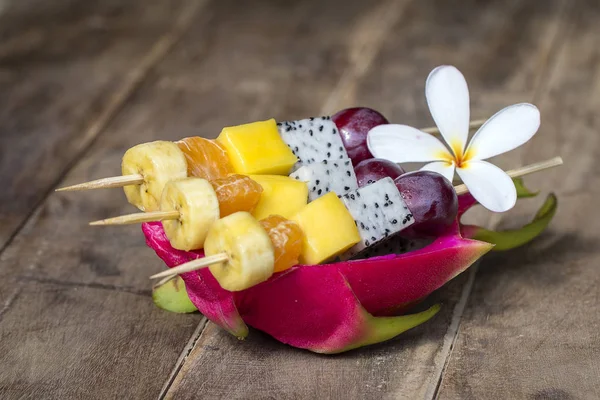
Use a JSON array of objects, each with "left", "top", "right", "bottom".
[
  {"left": 158, "top": 0, "right": 413, "bottom": 397},
  {"left": 0, "top": 0, "right": 205, "bottom": 322},
  {"left": 428, "top": 1, "right": 572, "bottom": 398}
]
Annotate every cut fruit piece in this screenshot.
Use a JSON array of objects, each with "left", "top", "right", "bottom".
[
  {"left": 249, "top": 175, "right": 308, "bottom": 220},
  {"left": 259, "top": 215, "right": 304, "bottom": 273},
  {"left": 217, "top": 119, "right": 298, "bottom": 175},
  {"left": 211, "top": 174, "right": 263, "bottom": 218},
  {"left": 177, "top": 137, "right": 234, "bottom": 181},
  {"left": 339, "top": 177, "right": 414, "bottom": 260},
  {"left": 152, "top": 275, "right": 197, "bottom": 313},
  {"left": 161, "top": 178, "right": 220, "bottom": 251},
  {"left": 290, "top": 158, "right": 358, "bottom": 201},
  {"left": 290, "top": 192, "right": 361, "bottom": 265},
  {"left": 205, "top": 212, "right": 275, "bottom": 291},
  {"left": 121, "top": 141, "right": 188, "bottom": 211},
  {"left": 278, "top": 116, "right": 348, "bottom": 170}
]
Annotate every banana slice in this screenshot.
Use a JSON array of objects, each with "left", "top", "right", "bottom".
[
  {"left": 161, "top": 178, "right": 220, "bottom": 251},
  {"left": 122, "top": 141, "right": 187, "bottom": 211},
  {"left": 205, "top": 212, "right": 275, "bottom": 291}
]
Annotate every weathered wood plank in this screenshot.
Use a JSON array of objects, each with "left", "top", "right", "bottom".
[
  {"left": 0, "top": 281, "right": 200, "bottom": 399},
  {"left": 438, "top": 1, "right": 600, "bottom": 398},
  {"left": 0, "top": 0, "right": 193, "bottom": 250},
  {"left": 164, "top": 0, "right": 568, "bottom": 398}
]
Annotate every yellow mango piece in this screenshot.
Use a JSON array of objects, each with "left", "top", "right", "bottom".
[
  {"left": 217, "top": 119, "right": 298, "bottom": 175},
  {"left": 249, "top": 175, "right": 309, "bottom": 220},
  {"left": 291, "top": 192, "right": 360, "bottom": 265}
]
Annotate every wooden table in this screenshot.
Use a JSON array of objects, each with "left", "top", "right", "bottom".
[{"left": 1, "top": 0, "right": 598, "bottom": 398}]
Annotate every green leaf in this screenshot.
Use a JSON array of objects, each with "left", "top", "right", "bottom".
[
  {"left": 152, "top": 275, "right": 198, "bottom": 313},
  {"left": 514, "top": 178, "right": 539, "bottom": 198},
  {"left": 468, "top": 193, "right": 557, "bottom": 251}
]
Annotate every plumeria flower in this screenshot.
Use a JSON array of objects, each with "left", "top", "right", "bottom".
[{"left": 367, "top": 65, "right": 540, "bottom": 212}]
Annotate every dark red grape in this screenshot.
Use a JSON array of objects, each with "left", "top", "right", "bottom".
[
  {"left": 354, "top": 158, "right": 405, "bottom": 187},
  {"left": 332, "top": 107, "right": 389, "bottom": 165},
  {"left": 394, "top": 171, "right": 458, "bottom": 238}
]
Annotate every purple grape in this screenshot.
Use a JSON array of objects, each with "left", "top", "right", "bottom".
[
  {"left": 354, "top": 158, "right": 405, "bottom": 188},
  {"left": 394, "top": 171, "right": 458, "bottom": 238},
  {"left": 332, "top": 107, "right": 389, "bottom": 165}
]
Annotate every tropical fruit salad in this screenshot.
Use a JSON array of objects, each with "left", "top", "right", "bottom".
[{"left": 57, "top": 65, "right": 560, "bottom": 353}]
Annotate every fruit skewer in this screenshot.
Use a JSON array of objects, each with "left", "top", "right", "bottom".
[
  {"left": 152, "top": 212, "right": 303, "bottom": 291},
  {"left": 56, "top": 118, "right": 487, "bottom": 195},
  {"left": 90, "top": 175, "right": 263, "bottom": 251},
  {"left": 148, "top": 157, "right": 563, "bottom": 287},
  {"left": 56, "top": 138, "right": 233, "bottom": 212}
]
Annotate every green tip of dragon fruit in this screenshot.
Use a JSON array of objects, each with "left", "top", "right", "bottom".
[
  {"left": 462, "top": 193, "right": 557, "bottom": 251},
  {"left": 331, "top": 304, "right": 441, "bottom": 354},
  {"left": 152, "top": 275, "right": 198, "bottom": 314}
]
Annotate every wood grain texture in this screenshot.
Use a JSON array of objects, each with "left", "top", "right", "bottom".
[
  {"left": 0, "top": 0, "right": 193, "bottom": 251},
  {"left": 438, "top": 1, "right": 600, "bottom": 398},
  {"left": 0, "top": 281, "right": 200, "bottom": 399},
  {"left": 164, "top": 0, "right": 570, "bottom": 399}
]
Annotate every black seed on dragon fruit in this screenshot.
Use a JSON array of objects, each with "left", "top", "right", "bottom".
[
  {"left": 289, "top": 158, "right": 358, "bottom": 201},
  {"left": 338, "top": 177, "right": 414, "bottom": 260},
  {"left": 278, "top": 117, "right": 348, "bottom": 170}
]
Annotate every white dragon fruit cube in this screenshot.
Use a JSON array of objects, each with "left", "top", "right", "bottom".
[
  {"left": 339, "top": 177, "right": 415, "bottom": 260},
  {"left": 290, "top": 158, "right": 358, "bottom": 201}
]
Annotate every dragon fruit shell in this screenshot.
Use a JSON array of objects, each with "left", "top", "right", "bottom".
[
  {"left": 142, "top": 222, "right": 248, "bottom": 338},
  {"left": 143, "top": 221, "right": 491, "bottom": 352},
  {"left": 235, "top": 266, "right": 440, "bottom": 353}
]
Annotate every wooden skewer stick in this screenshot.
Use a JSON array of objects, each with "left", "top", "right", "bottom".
[
  {"left": 150, "top": 253, "right": 230, "bottom": 280},
  {"left": 56, "top": 174, "right": 144, "bottom": 192},
  {"left": 421, "top": 118, "right": 486, "bottom": 134},
  {"left": 453, "top": 156, "right": 564, "bottom": 195},
  {"left": 89, "top": 210, "right": 180, "bottom": 226}
]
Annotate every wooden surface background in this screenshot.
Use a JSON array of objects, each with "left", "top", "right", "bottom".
[{"left": 1, "top": 0, "right": 599, "bottom": 398}]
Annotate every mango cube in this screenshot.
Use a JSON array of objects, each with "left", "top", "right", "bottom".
[
  {"left": 291, "top": 192, "right": 360, "bottom": 265},
  {"left": 249, "top": 175, "right": 309, "bottom": 220},
  {"left": 217, "top": 119, "right": 298, "bottom": 175}
]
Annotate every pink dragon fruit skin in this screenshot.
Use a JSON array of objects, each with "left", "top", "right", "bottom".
[
  {"left": 143, "top": 222, "right": 249, "bottom": 339},
  {"left": 235, "top": 266, "right": 441, "bottom": 353},
  {"left": 143, "top": 221, "right": 491, "bottom": 353},
  {"left": 335, "top": 234, "right": 491, "bottom": 316}
]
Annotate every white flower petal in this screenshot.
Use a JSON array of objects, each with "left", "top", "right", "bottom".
[
  {"left": 421, "top": 161, "right": 456, "bottom": 183},
  {"left": 456, "top": 160, "right": 517, "bottom": 213},
  {"left": 367, "top": 124, "right": 452, "bottom": 163},
  {"left": 426, "top": 65, "right": 470, "bottom": 156},
  {"left": 466, "top": 103, "right": 540, "bottom": 161}
]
